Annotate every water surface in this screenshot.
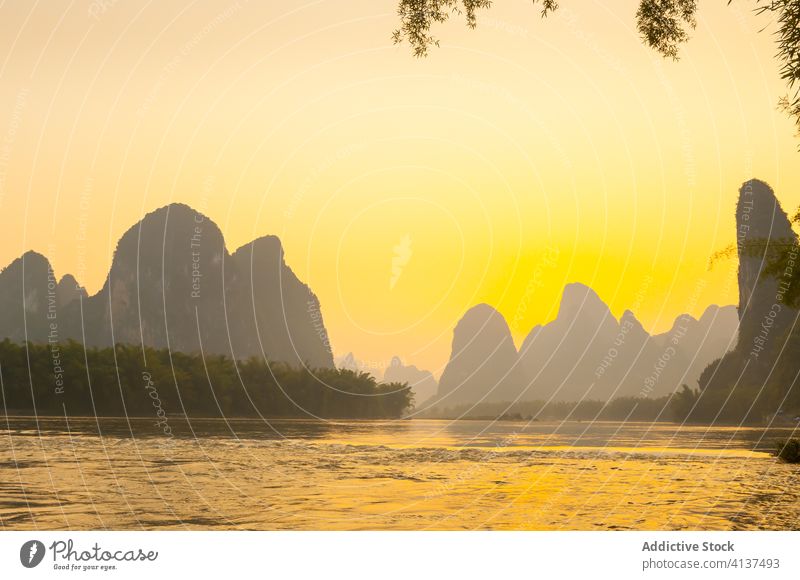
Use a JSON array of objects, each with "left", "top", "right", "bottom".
[{"left": 1, "top": 417, "right": 798, "bottom": 530}]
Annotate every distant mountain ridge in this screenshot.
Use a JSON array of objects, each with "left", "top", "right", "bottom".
[
  {"left": 435, "top": 284, "right": 739, "bottom": 405},
  {"left": 0, "top": 203, "right": 334, "bottom": 368},
  {"left": 335, "top": 352, "right": 439, "bottom": 406},
  {"left": 520, "top": 283, "right": 738, "bottom": 401},
  {"left": 384, "top": 356, "right": 439, "bottom": 406}
]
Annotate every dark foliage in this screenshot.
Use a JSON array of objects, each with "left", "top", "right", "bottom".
[
  {"left": 775, "top": 437, "right": 800, "bottom": 462},
  {"left": 672, "top": 343, "right": 800, "bottom": 424},
  {"left": 757, "top": 1, "right": 800, "bottom": 138},
  {"left": 0, "top": 340, "right": 413, "bottom": 419},
  {"left": 393, "top": 0, "right": 558, "bottom": 57},
  {"left": 637, "top": 0, "right": 697, "bottom": 60}
]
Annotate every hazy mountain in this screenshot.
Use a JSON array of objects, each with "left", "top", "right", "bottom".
[
  {"left": 519, "top": 283, "right": 622, "bottom": 401},
  {"left": 695, "top": 179, "right": 800, "bottom": 420},
  {"left": 334, "top": 352, "right": 383, "bottom": 380},
  {"left": 334, "top": 353, "right": 438, "bottom": 405},
  {"left": 653, "top": 305, "right": 739, "bottom": 386},
  {"left": 0, "top": 203, "right": 334, "bottom": 368},
  {"left": 436, "top": 304, "right": 529, "bottom": 406},
  {"left": 56, "top": 274, "right": 87, "bottom": 308},
  {"left": 228, "top": 234, "right": 333, "bottom": 368},
  {"left": 0, "top": 251, "right": 60, "bottom": 344},
  {"left": 735, "top": 179, "right": 798, "bottom": 353},
  {"left": 433, "top": 284, "right": 738, "bottom": 406},
  {"left": 520, "top": 284, "right": 738, "bottom": 401},
  {"left": 383, "top": 356, "right": 438, "bottom": 406},
  {"left": 72, "top": 203, "right": 231, "bottom": 354}
]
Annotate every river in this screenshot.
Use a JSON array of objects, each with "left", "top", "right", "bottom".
[{"left": 1, "top": 417, "right": 798, "bottom": 530}]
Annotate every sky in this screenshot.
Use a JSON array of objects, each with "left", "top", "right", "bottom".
[{"left": 0, "top": 0, "right": 798, "bottom": 375}]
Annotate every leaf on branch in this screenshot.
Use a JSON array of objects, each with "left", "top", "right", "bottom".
[
  {"left": 393, "top": 0, "right": 558, "bottom": 57},
  {"left": 636, "top": 0, "right": 697, "bottom": 60}
]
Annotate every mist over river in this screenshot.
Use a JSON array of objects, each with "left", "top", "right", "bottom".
[{"left": 1, "top": 418, "right": 798, "bottom": 530}]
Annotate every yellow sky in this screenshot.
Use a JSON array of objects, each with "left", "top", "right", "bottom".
[{"left": 0, "top": 0, "right": 798, "bottom": 375}]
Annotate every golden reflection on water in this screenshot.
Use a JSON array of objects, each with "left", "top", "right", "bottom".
[{"left": 0, "top": 418, "right": 798, "bottom": 530}]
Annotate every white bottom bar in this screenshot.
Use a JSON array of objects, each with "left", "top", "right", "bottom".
[{"left": 1, "top": 531, "right": 798, "bottom": 579}]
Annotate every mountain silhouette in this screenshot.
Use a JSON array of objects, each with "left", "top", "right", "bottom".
[
  {"left": 520, "top": 283, "right": 738, "bottom": 401},
  {"left": 0, "top": 203, "right": 334, "bottom": 368},
  {"left": 334, "top": 353, "right": 438, "bottom": 406},
  {"left": 695, "top": 179, "right": 800, "bottom": 420},
  {"left": 436, "top": 304, "right": 529, "bottom": 406},
  {"left": 383, "top": 356, "right": 438, "bottom": 406},
  {"left": 0, "top": 251, "right": 56, "bottom": 344},
  {"left": 520, "top": 283, "right": 621, "bottom": 401},
  {"left": 435, "top": 285, "right": 738, "bottom": 405},
  {"left": 334, "top": 352, "right": 383, "bottom": 380},
  {"left": 735, "top": 179, "right": 798, "bottom": 352}
]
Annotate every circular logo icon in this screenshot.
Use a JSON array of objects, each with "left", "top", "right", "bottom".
[{"left": 20, "top": 540, "right": 46, "bottom": 568}]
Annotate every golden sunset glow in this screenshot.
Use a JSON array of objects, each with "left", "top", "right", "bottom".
[{"left": 1, "top": 0, "right": 798, "bottom": 374}]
